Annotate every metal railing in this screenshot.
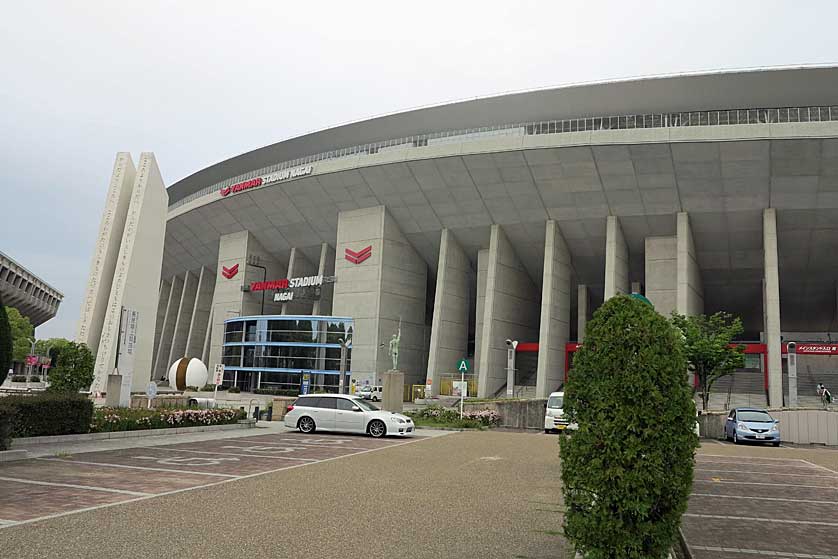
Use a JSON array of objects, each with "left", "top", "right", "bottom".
[{"left": 169, "top": 104, "right": 838, "bottom": 211}]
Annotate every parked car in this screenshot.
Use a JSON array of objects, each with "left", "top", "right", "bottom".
[
  {"left": 284, "top": 394, "right": 414, "bottom": 438},
  {"left": 544, "top": 391, "right": 577, "bottom": 433},
  {"left": 724, "top": 407, "right": 780, "bottom": 446},
  {"left": 356, "top": 385, "right": 383, "bottom": 401}
]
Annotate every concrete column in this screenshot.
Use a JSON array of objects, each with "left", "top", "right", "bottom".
[
  {"left": 207, "top": 231, "right": 286, "bottom": 372},
  {"left": 676, "top": 212, "right": 704, "bottom": 316},
  {"left": 151, "top": 278, "right": 172, "bottom": 369},
  {"left": 763, "top": 208, "right": 783, "bottom": 407},
  {"left": 577, "top": 284, "right": 589, "bottom": 342},
  {"left": 185, "top": 267, "right": 214, "bottom": 360},
  {"left": 426, "top": 229, "right": 472, "bottom": 396},
  {"left": 312, "top": 243, "right": 336, "bottom": 316},
  {"left": 167, "top": 270, "right": 199, "bottom": 367},
  {"left": 476, "top": 225, "right": 541, "bottom": 398},
  {"left": 474, "top": 249, "right": 489, "bottom": 378},
  {"left": 645, "top": 236, "right": 677, "bottom": 316},
  {"left": 153, "top": 274, "right": 184, "bottom": 379},
  {"left": 91, "top": 153, "right": 168, "bottom": 401},
  {"left": 604, "top": 215, "right": 629, "bottom": 299},
  {"left": 332, "top": 206, "right": 427, "bottom": 388},
  {"left": 77, "top": 153, "right": 136, "bottom": 355},
  {"left": 281, "top": 247, "right": 317, "bottom": 315},
  {"left": 536, "top": 220, "right": 571, "bottom": 398}
]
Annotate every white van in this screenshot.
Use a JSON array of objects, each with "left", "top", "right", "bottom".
[
  {"left": 544, "top": 391, "right": 577, "bottom": 433},
  {"left": 356, "top": 385, "right": 383, "bottom": 401}
]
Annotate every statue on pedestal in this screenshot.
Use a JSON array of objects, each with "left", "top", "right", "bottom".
[{"left": 388, "top": 319, "right": 401, "bottom": 371}]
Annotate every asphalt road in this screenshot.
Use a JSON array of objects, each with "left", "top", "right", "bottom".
[{"left": 0, "top": 431, "right": 566, "bottom": 559}]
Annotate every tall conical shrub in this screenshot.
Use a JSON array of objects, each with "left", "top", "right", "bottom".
[
  {"left": 560, "top": 295, "right": 697, "bottom": 559},
  {"left": 0, "top": 294, "right": 12, "bottom": 384}
]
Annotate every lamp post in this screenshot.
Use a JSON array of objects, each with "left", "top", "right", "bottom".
[
  {"left": 338, "top": 337, "right": 351, "bottom": 394},
  {"left": 505, "top": 339, "right": 518, "bottom": 398}
]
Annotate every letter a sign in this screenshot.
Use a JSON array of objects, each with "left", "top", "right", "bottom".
[{"left": 457, "top": 359, "right": 469, "bottom": 373}]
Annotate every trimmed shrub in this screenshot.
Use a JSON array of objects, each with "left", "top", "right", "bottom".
[
  {"left": 11, "top": 375, "right": 27, "bottom": 382},
  {"left": 0, "top": 393, "right": 94, "bottom": 438},
  {"left": 253, "top": 388, "right": 300, "bottom": 396},
  {"left": 406, "top": 405, "right": 499, "bottom": 428},
  {"left": 199, "top": 384, "right": 216, "bottom": 391},
  {"left": 0, "top": 406, "right": 13, "bottom": 450},
  {"left": 560, "top": 295, "right": 698, "bottom": 559},
  {"left": 28, "top": 376, "right": 41, "bottom": 382},
  {"left": 227, "top": 386, "right": 241, "bottom": 393},
  {"left": 91, "top": 407, "right": 245, "bottom": 432}
]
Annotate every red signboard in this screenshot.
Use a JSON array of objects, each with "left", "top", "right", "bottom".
[
  {"left": 785, "top": 343, "right": 838, "bottom": 355},
  {"left": 220, "top": 177, "right": 262, "bottom": 197},
  {"left": 251, "top": 279, "right": 289, "bottom": 292},
  {"left": 25, "top": 355, "right": 38, "bottom": 366}
]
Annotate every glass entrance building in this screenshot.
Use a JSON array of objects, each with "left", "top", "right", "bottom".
[{"left": 222, "top": 315, "right": 353, "bottom": 392}]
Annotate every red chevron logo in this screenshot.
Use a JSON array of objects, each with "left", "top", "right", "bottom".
[
  {"left": 221, "top": 264, "right": 239, "bottom": 279},
  {"left": 345, "top": 245, "right": 372, "bottom": 265}
]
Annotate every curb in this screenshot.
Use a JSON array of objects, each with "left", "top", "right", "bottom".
[
  {"left": 0, "top": 449, "right": 30, "bottom": 463},
  {"left": 10, "top": 421, "right": 255, "bottom": 447}
]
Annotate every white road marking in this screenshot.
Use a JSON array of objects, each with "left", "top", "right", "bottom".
[
  {"left": 690, "top": 545, "right": 838, "bottom": 558},
  {"left": 693, "top": 479, "right": 838, "bottom": 490},
  {"left": 801, "top": 459, "right": 838, "bottom": 475},
  {"left": 2, "top": 432, "right": 450, "bottom": 529},
  {"left": 153, "top": 447, "right": 316, "bottom": 461},
  {"left": 0, "top": 476, "right": 151, "bottom": 497},
  {"left": 698, "top": 454, "right": 812, "bottom": 463},
  {"left": 691, "top": 493, "right": 837, "bottom": 505},
  {"left": 133, "top": 455, "right": 240, "bottom": 467},
  {"left": 221, "top": 445, "right": 311, "bottom": 454},
  {"left": 695, "top": 467, "right": 838, "bottom": 479},
  {"left": 685, "top": 513, "right": 838, "bottom": 527},
  {"left": 231, "top": 437, "right": 372, "bottom": 451},
  {"left": 37, "top": 458, "right": 237, "bottom": 478},
  {"left": 0, "top": 519, "right": 18, "bottom": 526}
]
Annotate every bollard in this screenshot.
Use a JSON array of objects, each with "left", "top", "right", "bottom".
[{"left": 253, "top": 406, "right": 260, "bottom": 421}]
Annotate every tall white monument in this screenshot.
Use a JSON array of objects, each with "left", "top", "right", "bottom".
[{"left": 78, "top": 153, "right": 168, "bottom": 404}]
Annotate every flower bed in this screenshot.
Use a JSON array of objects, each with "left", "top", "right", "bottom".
[
  {"left": 92, "top": 407, "right": 246, "bottom": 433},
  {"left": 406, "top": 405, "right": 500, "bottom": 429}
]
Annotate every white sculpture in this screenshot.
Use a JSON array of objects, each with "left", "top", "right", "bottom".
[{"left": 168, "top": 357, "right": 209, "bottom": 391}]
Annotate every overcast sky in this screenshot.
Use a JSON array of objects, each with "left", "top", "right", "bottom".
[{"left": 1, "top": 0, "right": 836, "bottom": 340}]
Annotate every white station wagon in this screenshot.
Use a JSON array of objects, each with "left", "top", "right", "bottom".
[{"left": 284, "top": 394, "right": 414, "bottom": 438}]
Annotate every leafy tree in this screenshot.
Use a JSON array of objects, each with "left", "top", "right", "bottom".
[
  {"left": 6, "top": 306, "right": 34, "bottom": 363},
  {"left": 47, "top": 342, "right": 95, "bottom": 393},
  {"left": 561, "top": 295, "right": 697, "bottom": 559},
  {"left": 34, "top": 338, "right": 72, "bottom": 370},
  {"left": 671, "top": 312, "right": 745, "bottom": 411},
  {"left": 0, "top": 295, "right": 12, "bottom": 384}
]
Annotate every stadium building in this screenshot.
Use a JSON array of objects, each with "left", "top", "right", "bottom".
[{"left": 78, "top": 66, "right": 838, "bottom": 407}]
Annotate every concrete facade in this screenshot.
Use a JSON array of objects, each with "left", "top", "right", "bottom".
[
  {"left": 77, "top": 153, "right": 135, "bottom": 351},
  {"left": 644, "top": 236, "right": 678, "bottom": 316},
  {"left": 476, "top": 225, "right": 541, "bottom": 398},
  {"left": 281, "top": 247, "right": 317, "bottom": 315},
  {"left": 332, "top": 206, "right": 428, "bottom": 387},
  {"left": 535, "top": 220, "right": 571, "bottom": 398},
  {"left": 185, "top": 267, "right": 214, "bottom": 360},
  {"left": 0, "top": 251, "right": 63, "bottom": 328},
  {"left": 604, "top": 216, "right": 629, "bottom": 300},
  {"left": 577, "top": 284, "right": 589, "bottom": 342},
  {"left": 311, "top": 243, "right": 335, "bottom": 316},
  {"left": 426, "top": 229, "right": 472, "bottom": 396},
  {"left": 676, "top": 212, "right": 704, "bottom": 316},
  {"left": 152, "top": 274, "right": 183, "bottom": 380},
  {"left": 166, "top": 270, "right": 198, "bottom": 367},
  {"left": 90, "top": 153, "right": 168, "bottom": 403}
]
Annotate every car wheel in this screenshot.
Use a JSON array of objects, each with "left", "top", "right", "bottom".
[
  {"left": 544, "top": 429, "right": 551, "bottom": 434},
  {"left": 772, "top": 441, "right": 780, "bottom": 447},
  {"left": 368, "top": 419, "right": 386, "bottom": 438},
  {"left": 733, "top": 431, "right": 739, "bottom": 444},
  {"left": 298, "top": 416, "right": 316, "bottom": 434}
]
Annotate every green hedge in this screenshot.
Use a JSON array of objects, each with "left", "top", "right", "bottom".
[
  {"left": 0, "top": 393, "right": 94, "bottom": 438},
  {"left": 92, "top": 407, "right": 245, "bottom": 432},
  {"left": 560, "top": 295, "right": 698, "bottom": 559},
  {"left": 253, "top": 388, "right": 299, "bottom": 396},
  {"left": 0, "top": 406, "right": 13, "bottom": 450}
]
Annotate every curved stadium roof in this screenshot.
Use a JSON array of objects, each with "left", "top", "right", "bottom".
[{"left": 167, "top": 65, "right": 838, "bottom": 204}]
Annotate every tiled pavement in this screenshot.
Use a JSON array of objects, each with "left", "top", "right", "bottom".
[
  {"left": 0, "top": 431, "right": 437, "bottom": 526},
  {"left": 684, "top": 446, "right": 838, "bottom": 559}
]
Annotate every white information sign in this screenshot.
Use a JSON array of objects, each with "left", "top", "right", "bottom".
[{"left": 213, "top": 364, "right": 225, "bottom": 386}]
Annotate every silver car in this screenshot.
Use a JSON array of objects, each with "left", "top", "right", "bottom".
[
  {"left": 284, "top": 394, "right": 414, "bottom": 438},
  {"left": 723, "top": 407, "right": 781, "bottom": 446}
]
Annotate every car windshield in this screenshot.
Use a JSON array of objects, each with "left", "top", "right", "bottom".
[
  {"left": 738, "top": 410, "right": 773, "bottom": 422},
  {"left": 358, "top": 387, "right": 371, "bottom": 393},
  {"left": 547, "top": 395, "right": 563, "bottom": 409},
  {"left": 353, "top": 398, "right": 379, "bottom": 411}
]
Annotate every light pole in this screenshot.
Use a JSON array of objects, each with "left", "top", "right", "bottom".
[
  {"left": 505, "top": 339, "right": 518, "bottom": 398},
  {"left": 338, "top": 337, "right": 351, "bottom": 394}
]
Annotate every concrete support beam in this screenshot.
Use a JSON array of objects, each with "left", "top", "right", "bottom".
[
  {"left": 332, "top": 206, "right": 427, "bottom": 387},
  {"left": 185, "top": 267, "right": 214, "bottom": 360},
  {"left": 91, "top": 153, "right": 168, "bottom": 402},
  {"left": 426, "top": 229, "right": 472, "bottom": 396},
  {"left": 167, "top": 270, "right": 199, "bottom": 366},
  {"left": 577, "top": 284, "right": 589, "bottom": 342},
  {"left": 76, "top": 153, "right": 136, "bottom": 355},
  {"left": 476, "top": 225, "right": 541, "bottom": 398},
  {"left": 604, "top": 215, "right": 629, "bottom": 300},
  {"left": 312, "top": 243, "right": 336, "bottom": 316},
  {"left": 153, "top": 274, "right": 183, "bottom": 380},
  {"left": 676, "top": 212, "right": 704, "bottom": 316},
  {"left": 151, "top": 278, "right": 172, "bottom": 370},
  {"left": 645, "top": 236, "right": 677, "bottom": 316},
  {"left": 536, "top": 220, "right": 571, "bottom": 398},
  {"left": 763, "top": 208, "right": 783, "bottom": 407},
  {"left": 281, "top": 247, "right": 317, "bottom": 315}
]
